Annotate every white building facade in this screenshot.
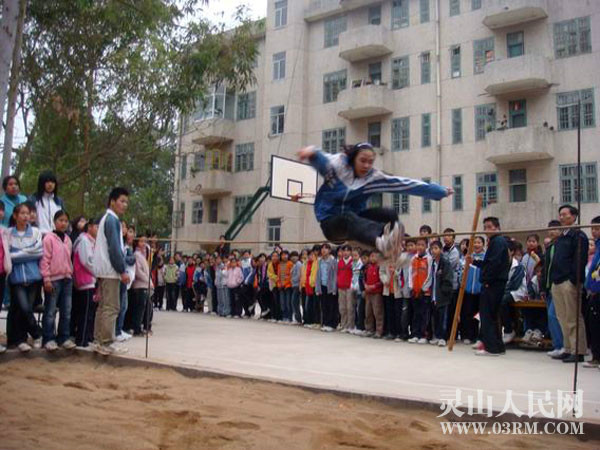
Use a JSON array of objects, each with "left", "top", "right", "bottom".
[{"left": 172, "top": 0, "right": 600, "bottom": 254}]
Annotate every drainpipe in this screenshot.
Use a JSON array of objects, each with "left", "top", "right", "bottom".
[
  {"left": 173, "top": 115, "right": 184, "bottom": 253},
  {"left": 435, "top": 0, "right": 443, "bottom": 233}
]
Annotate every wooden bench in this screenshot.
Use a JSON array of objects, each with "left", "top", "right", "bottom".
[
  {"left": 511, "top": 300, "right": 546, "bottom": 309},
  {"left": 509, "top": 299, "right": 550, "bottom": 350}
]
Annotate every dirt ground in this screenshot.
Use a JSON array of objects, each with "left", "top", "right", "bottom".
[{"left": 0, "top": 355, "right": 596, "bottom": 450}]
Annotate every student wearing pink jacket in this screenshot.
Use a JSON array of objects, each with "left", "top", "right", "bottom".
[{"left": 40, "top": 211, "right": 75, "bottom": 351}]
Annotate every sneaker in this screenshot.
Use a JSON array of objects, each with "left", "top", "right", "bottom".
[
  {"left": 108, "top": 343, "right": 128, "bottom": 354},
  {"left": 384, "top": 334, "right": 395, "bottom": 340},
  {"left": 475, "top": 349, "right": 501, "bottom": 357},
  {"left": 364, "top": 331, "right": 374, "bottom": 338},
  {"left": 521, "top": 329, "right": 534, "bottom": 344},
  {"left": 33, "top": 338, "right": 42, "bottom": 349},
  {"left": 531, "top": 329, "right": 544, "bottom": 344},
  {"left": 562, "top": 354, "right": 584, "bottom": 363},
  {"left": 417, "top": 338, "right": 428, "bottom": 344},
  {"left": 0, "top": 343, "right": 6, "bottom": 354},
  {"left": 303, "top": 324, "right": 312, "bottom": 328},
  {"left": 547, "top": 348, "right": 565, "bottom": 358},
  {"left": 323, "top": 326, "right": 334, "bottom": 332},
  {"left": 115, "top": 333, "right": 128, "bottom": 342},
  {"left": 61, "top": 339, "right": 76, "bottom": 350},
  {"left": 472, "top": 340, "right": 484, "bottom": 350},
  {"left": 376, "top": 223, "right": 396, "bottom": 258},
  {"left": 18, "top": 342, "right": 32, "bottom": 353},
  {"left": 408, "top": 337, "right": 419, "bottom": 343},
  {"left": 394, "top": 337, "right": 402, "bottom": 343},
  {"left": 438, "top": 339, "right": 446, "bottom": 347},
  {"left": 429, "top": 338, "right": 439, "bottom": 345},
  {"left": 552, "top": 351, "right": 570, "bottom": 360},
  {"left": 121, "top": 331, "right": 132, "bottom": 340},
  {"left": 582, "top": 359, "right": 600, "bottom": 368},
  {"left": 45, "top": 341, "right": 59, "bottom": 352},
  {"left": 502, "top": 331, "right": 516, "bottom": 344},
  {"left": 373, "top": 334, "right": 382, "bottom": 339},
  {"left": 463, "top": 339, "right": 472, "bottom": 345},
  {"left": 260, "top": 309, "right": 270, "bottom": 318},
  {"left": 94, "top": 343, "right": 113, "bottom": 356}
]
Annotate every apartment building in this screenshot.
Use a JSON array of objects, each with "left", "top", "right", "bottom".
[{"left": 172, "top": 0, "right": 600, "bottom": 254}]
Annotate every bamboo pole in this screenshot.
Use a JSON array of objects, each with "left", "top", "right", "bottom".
[{"left": 448, "top": 195, "right": 483, "bottom": 351}]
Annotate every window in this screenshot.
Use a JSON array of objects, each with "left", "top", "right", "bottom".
[
  {"left": 368, "top": 5, "right": 381, "bottom": 25},
  {"left": 191, "top": 84, "right": 235, "bottom": 121},
  {"left": 237, "top": 91, "right": 256, "bottom": 121},
  {"left": 475, "top": 103, "right": 496, "bottom": 140},
  {"left": 193, "top": 152, "right": 205, "bottom": 172},
  {"left": 234, "top": 143, "right": 254, "bottom": 172},
  {"left": 323, "top": 70, "right": 347, "bottom": 103},
  {"left": 557, "top": 89, "right": 595, "bottom": 130},
  {"left": 192, "top": 201, "right": 203, "bottom": 224},
  {"left": 324, "top": 15, "right": 347, "bottom": 47},
  {"left": 509, "top": 99, "right": 527, "bottom": 128},
  {"left": 368, "top": 122, "right": 381, "bottom": 148},
  {"left": 322, "top": 127, "right": 346, "bottom": 153},
  {"left": 422, "top": 178, "right": 432, "bottom": 213},
  {"left": 392, "top": 117, "right": 410, "bottom": 151},
  {"left": 449, "top": 0, "right": 460, "bottom": 16},
  {"left": 270, "top": 105, "right": 285, "bottom": 135},
  {"left": 476, "top": 172, "right": 498, "bottom": 208},
  {"left": 451, "top": 45, "right": 461, "bottom": 78},
  {"left": 392, "top": 56, "right": 410, "bottom": 89},
  {"left": 267, "top": 218, "right": 281, "bottom": 246},
  {"left": 234, "top": 196, "right": 253, "bottom": 221},
  {"left": 474, "top": 37, "right": 494, "bottom": 74},
  {"left": 509, "top": 169, "right": 527, "bottom": 203},
  {"left": 452, "top": 175, "right": 463, "bottom": 211},
  {"left": 420, "top": 52, "right": 431, "bottom": 84},
  {"left": 472, "top": 0, "right": 482, "bottom": 10},
  {"left": 369, "top": 62, "right": 382, "bottom": 83},
  {"left": 180, "top": 202, "right": 185, "bottom": 226},
  {"left": 554, "top": 16, "right": 591, "bottom": 58},
  {"left": 507, "top": 31, "right": 524, "bottom": 58},
  {"left": 393, "top": 193, "right": 410, "bottom": 215},
  {"left": 452, "top": 108, "right": 462, "bottom": 144},
  {"left": 273, "top": 52, "right": 286, "bottom": 80},
  {"left": 208, "top": 199, "right": 218, "bottom": 223},
  {"left": 422, "top": 113, "right": 431, "bottom": 147},
  {"left": 180, "top": 154, "right": 187, "bottom": 179},
  {"left": 367, "top": 193, "right": 383, "bottom": 209},
  {"left": 420, "top": 0, "right": 430, "bottom": 23},
  {"left": 392, "top": 0, "right": 409, "bottom": 29},
  {"left": 275, "top": 0, "right": 287, "bottom": 28},
  {"left": 560, "top": 163, "right": 598, "bottom": 203},
  {"left": 204, "top": 148, "right": 231, "bottom": 171}
]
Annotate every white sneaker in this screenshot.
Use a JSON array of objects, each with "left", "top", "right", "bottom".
[
  {"left": 417, "top": 338, "right": 428, "bottom": 344},
  {"left": 521, "top": 329, "right": 533, "bottom": 344},
  {"left": 408, "top": 337, "right": 419, "bottom": 343},
  {"left": 121, "top": 331, "right": 132, "bottom": 339},
  {"left": 547, "top": 348, "right": 565, "bottom": 358},
  {"left": 394, "top": 337, "right": 402, "bottom": 342},
  {"left": 108, "top": 343, "right": 128, "bottom": 354},
  {"left": 33, "top": 338, "right": 42, "bottom": 349},
  {"left": 429, "top": 338, "right": 439, "bottom": 345},
  {"left": 438, "top": 339, "right": 446, "bottom": 347},
  {"left": 61, "top": 339, "right": 76, "bottom": 350},
  {"left": 340, "top": 328, "right": 348, "bottom": 334},
  {"left": 115, "top": 333, "right": 127, "bottom": 342},
  {"left": 45, "top": 341, "right": 59, "bottom": 352},
  {"left": 376, "top": 223, "right": 396, "bottom": 257},
  {"left": 0, "top": 343, "right": 6, "bottom": 353},
  {"left": 475, "top": 349, "right": 500, "bottom": 357},
  {"left": 471, "top": 340, "right": 483, "bottom": 349},
  {"left": 18, "top": 342, "right": 32, "bottom": 353},
  {"left": 502, "top": 331, "right": 515, "bottom": 344},
  {"left": 531, "top": 329, "right": 544, "bottom": 344}
]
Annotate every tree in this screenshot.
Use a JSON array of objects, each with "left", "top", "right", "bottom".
[{"left": 15, "top": 0, "right": 259, "bottom": 236}]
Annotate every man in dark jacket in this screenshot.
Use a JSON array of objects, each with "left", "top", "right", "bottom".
[
  {"left": 550, "top": 205, "right": 589, "bottom": 363},
  {"left": 430, "top": 241, "right": 454, "bottom": 346},
  {"left": 468, "top": 217, "right": 510, "bottom": 356}
]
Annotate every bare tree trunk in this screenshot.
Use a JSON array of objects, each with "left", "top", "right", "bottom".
[
  {"left": 2, "top": 0, "right": 27, "bottom": 179},
  {"left": 79, "top": 70, "right": 94, "bottom": 214},
  {"left": 0, "top": 0, "right": 20, "bottom": 182}
]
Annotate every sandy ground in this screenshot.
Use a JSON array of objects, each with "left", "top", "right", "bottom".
[{"left": 0, "top": 355, "right": 596, "bottom": 450}]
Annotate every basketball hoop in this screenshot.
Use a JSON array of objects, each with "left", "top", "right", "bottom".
[{"left": 290, "top": 193, "right": 316, "bottom": 202}]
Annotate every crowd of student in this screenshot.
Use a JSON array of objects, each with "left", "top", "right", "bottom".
[{"left": 0, "top": 171, "right": 599, "bottom": 367}]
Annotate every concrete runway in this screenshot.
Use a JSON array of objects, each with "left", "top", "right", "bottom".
[{"left": 116, "top": 310, "right": 600, "bottom": 423}]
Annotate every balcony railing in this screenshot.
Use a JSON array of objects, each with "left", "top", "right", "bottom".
[
  {"left": 339, "top": 24, "right": 393, "bottom": 63},
  {"left": 484, "top": 54, "right": 552, "bottom": 96},
  {"left": 482, "top": 0, "right": 548, "bottom": 29},
  {"left": 337, "top": 80, "right": 393, "bottom": 120},
  {"left": 485, "top": 125, "right": 554, "bottom": 164}
]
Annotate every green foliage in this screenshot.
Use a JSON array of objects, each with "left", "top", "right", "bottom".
[{"left": 16, "top": 0, "right": 258, "bottom": 236}]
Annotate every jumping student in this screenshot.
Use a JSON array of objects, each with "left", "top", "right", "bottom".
[
  {"left": 40, "top": 210, "right": 75, "bottom": 351},
  {"left": 297, "top": 143, "right": 452, "bottom": 262}
]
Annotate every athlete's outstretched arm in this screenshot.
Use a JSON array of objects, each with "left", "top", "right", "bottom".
[
  {"left": 362, "top": 171, "right": 454, "bottom": 200},
  {"left": 297, "top": 145, "right": 336, "bottom": 177}
]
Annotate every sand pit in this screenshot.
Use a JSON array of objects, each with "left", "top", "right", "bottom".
[{"left": 0, "top": 355, "right": 595, "bottom": 450}]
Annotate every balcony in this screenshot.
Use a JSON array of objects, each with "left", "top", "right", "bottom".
[
  {"left": 483, "top": 0, "right": 548, "bottom": 29},
  {"left": 339, "top": 25, "right": 393, "bottom": 63},
  {"left": 485, "top": 125, "right": 554, "bottom": 164},
  {"left": 483, "top": 54, "right": 552, "bottom": 97},
  {"left": 192, "top": 169, "right": 233, "bottom": 196},
  {"left": 191, "top": 118, "right": 235, "bottom": 146},
  {"left": 486, "top": 201, "right": 557, "bottom": 231},
  {"left": 305, "top": 0, "right": 382, "bottom": 22},
  {"left": 337, "top": 82, "right": 393, "bottom": 120}
]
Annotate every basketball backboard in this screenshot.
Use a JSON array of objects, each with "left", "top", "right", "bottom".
[{"left": 270, "top": 155, "right": 318, "bottom": 205}]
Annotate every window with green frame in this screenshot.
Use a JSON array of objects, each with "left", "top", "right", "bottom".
[
  {"left": 452, "top": 108, "right": 462, "bottom": 144},
  {"left": 234, "top": 196, "right": 253, "bottom": 221},
  {"left": 420, "top": 52, "right": 431, "bottom": 84},
  {"left": 322, "top": 127, "right": 346, "bottom": 153},
  {"left": 560, "top": 163, "right": 598, "bottom": 203},
  {"left": 554, "top": 16, "right": 591, "bottom": 58},
  {"left": 421, "top": 113, "right": 431, "bottom": 147},
  {"left": 449, "top": 0, "right": 460, "bottom": 16},
  {"left": 507, "top": 31, "right": 524, "bottom": 58},
  {"left": 392, "top": 0, "right": 409, "bottom": 29},
  {"left": 393, "top": 193, "right": 410, "bottom": 215},
  {"left": 475, "top": 103, "right": 496, "bottom": 140},
  {"left": 556, "top": 89, "right": 595, "bottom": 130},
  {"left": 452, "top": 175, "right": 463, "bottom": 211},
  {"left": 509, "top": 99, "right": 527, "bottom": 128},
  {"left": 509, "top": 169, "right": 527, "bottom": 203},
  {"left": 420, "top": 0, "right": 430, "bottom": 23},
  {"left": 422, "top": 178, "right": 432, "bottom": 212},
  {"left": 324, "top": 15, "right": 347, "bottom": 48},
  {"left": 323, "top": 70, "right": 347, "bottom": 103},
  {"left": 392, "top": 56, "right": 410, "bottom": 89},
  {"left": 392, "top": 117, "right": 410, "bottom": 151},
  {"left": 473, "top": 37, "right": 494, "bottom": 74},
  {"left": 450, "top": 45, "right": 461, "bottom": 78},
  {"left": 476, "top": 172, "right": 498, "bottom": 208}
]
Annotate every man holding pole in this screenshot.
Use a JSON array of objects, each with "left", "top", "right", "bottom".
[{"left": 468, "top": 217, "right": 510, "bottom": 356}]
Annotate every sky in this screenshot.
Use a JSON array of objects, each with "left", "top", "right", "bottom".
[{"left": 6, "top": 1, "right": 268, "bottom": 148}]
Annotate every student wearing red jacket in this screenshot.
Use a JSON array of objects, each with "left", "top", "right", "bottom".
[
  {"left": 364, "top": 250, "right": 384, "bottom": 338},
  {"left": 337, "top": 244, "right": 354, "bottom": 332}
]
